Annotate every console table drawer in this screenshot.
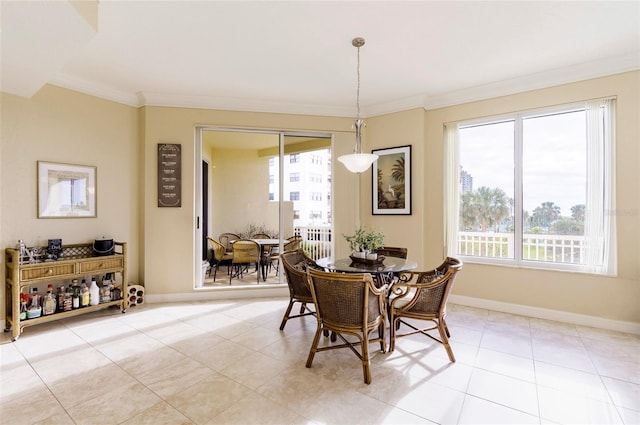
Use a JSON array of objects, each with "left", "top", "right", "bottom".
[
  {"left": 20, "top": 263, "right": 77, "bottom": 281},
  {"left": 80, "top": 256, "right": 124, "bottom": 273}
]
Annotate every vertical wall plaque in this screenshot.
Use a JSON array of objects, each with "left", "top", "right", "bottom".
[{"left": 157, "top": 143, "right": 182, "bottom": 207}]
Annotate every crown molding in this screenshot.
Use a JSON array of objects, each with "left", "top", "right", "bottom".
[
  {"left": 49, "top": 74, "right": 140, "bottom": 107},
  {"left": 138, "top": 92, "right": 356, "bottom": 117},
  {"left": 422, "top": 52, "right": 640, "bottom": 110},
  {"left": 46, "top": 51, "right": 638, "bottom": 116}
]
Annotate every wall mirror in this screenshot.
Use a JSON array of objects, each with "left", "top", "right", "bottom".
[{"left": 38, "top": 161, "right": 96, "bottom": 218}]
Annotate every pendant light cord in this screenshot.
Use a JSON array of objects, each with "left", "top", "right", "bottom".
[{"left": 356, "top": 44, "right": 361, "bottom": 120}]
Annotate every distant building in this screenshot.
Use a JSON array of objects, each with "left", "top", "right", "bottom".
[
  {"left": 460, "top": 170, "right": 473, "bottom": 193},
  {"left": 268, "top": 149, "right": 332, "bottom": 227}
]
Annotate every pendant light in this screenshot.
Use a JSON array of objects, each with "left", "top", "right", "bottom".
[{"left": 338, "top": 37, "right": 378, "bottom": 173}]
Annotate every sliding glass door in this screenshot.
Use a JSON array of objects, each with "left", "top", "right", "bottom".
[{"left": 196, "top": 127, "right": 332, "bottom": 288}]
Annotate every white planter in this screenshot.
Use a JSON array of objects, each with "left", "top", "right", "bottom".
[
  {"left": 352, "top": 251, "right": 366, "bottom": 259},
  {"left": 366, "top": 253, "right": 378, "bottom": 260}
]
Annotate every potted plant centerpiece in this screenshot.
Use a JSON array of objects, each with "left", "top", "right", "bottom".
[{"left": 343, "top": 227, "right": 385, "bottom": 261}]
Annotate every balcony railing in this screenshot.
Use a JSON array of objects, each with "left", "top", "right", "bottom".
[
  {"left": 457, "top": 231, "right": 585, "bottom": 263},
  {"left": 294, "top": 226, "right": 332, "bottom": 260},
  {"left": 290, "top": 228, "right": 585, "bottom": 264}
]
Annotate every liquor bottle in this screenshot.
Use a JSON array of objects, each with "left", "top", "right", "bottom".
[
  {"left": 111, "top": 282, "right": 122, "bottom": 301},
  {"left": 100, "top": 274, "right": 112, "bottom": 303},
  {"left": 42, "top": 284, "right": 57, "bottom": 316},
  {"left": 28, "top": 287, "right": 42, "bottom": 318},
  {"left": 72, "top": 285, "right": 80, "bottom": 309},
  {"left": 57, "top": 285, "right": 66, "bottom": 312},
  {"left": 29, "top": 287, "right": 41, "bottom": 309},
  {"left": 64, "top": 286, "right": 73, "bottom": 311},
  {"left": 19, "top": 295, "right": 28, "bottom": 320},
  {"left": 80, "top": 282, "right": 90, "bottom": 307},
  {"left": 89, "top": 278, "right": 100, "bottom": 306}
]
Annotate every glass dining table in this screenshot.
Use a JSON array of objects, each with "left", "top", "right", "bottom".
[{"left": 316, "top": 255, "right": 417, "bottom": 287}]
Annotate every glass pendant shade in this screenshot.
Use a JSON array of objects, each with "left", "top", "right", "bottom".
[{"left": 338, "top": 152, "right": 378, "bottom": 173}]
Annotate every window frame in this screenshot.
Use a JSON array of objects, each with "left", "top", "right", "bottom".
[{"left": 447, "top": 99, "right": 616, "bottom": 275}]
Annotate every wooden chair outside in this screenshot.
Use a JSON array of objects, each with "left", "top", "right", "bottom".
[
  {"left": 230, "top": 239, "right": 261, "bottom": 284},
  {"left": 388, "top": 257, "right": 463, "bottom": 362},
  {"left": 266, "top": 238, "right": 302, "bottom": 276},
  {"left": 219, "top": 233, "right": 240, "bottom": 254},
  {"left": 279, "top": 249, "right": 322, "bottom": 330},
  {"left": 207, "top": 237, "right": 232, "bottom": 281},
  {"left": 306, "top": 268, "right": 387, "bottom": 384}
]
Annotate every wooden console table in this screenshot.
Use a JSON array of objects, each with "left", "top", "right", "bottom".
[{"left": 4, "top": 241, "right": 127, "bottom": 341}]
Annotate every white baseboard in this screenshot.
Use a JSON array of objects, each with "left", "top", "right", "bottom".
[
  {"left": 449, "top": 294, "right": 640, "bottom": 335},
  {"left": 145, "top": 285, "right": 288, "bottom": 304}
]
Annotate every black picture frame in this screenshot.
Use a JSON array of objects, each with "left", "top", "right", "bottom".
[{"left": 372, "top": 145, "right": 412, "bottom": 215}]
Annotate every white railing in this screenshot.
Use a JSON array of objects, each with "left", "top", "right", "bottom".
[
  {"left": 294, "top": 226, "right": 332, "bottom": 260},
  {"left": 458, "top": 231, "right": 585, "bottom": 263}
]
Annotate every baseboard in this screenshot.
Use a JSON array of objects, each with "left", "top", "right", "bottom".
[
  {"left": 145, "top": 285, "right": 288, "bottom": 303},
  {"left": 449, "top": 294, "right": 640, "bottom": 335}
]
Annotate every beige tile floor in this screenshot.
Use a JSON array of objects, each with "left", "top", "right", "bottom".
[{"left": 1, "top": 295, "right": 639, "bottom": 424}]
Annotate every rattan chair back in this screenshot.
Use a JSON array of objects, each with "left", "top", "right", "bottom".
[
  {"left": 219, "top": 233, "right": 240, "bottom": 252},
  {"left": 206, "top": 237, "right": 232, "bottom": 281},
  {"left": 306, "top": 268, "right": 387, "bottom": 384},
  {"left": 230, "top": 239, "right": 261, "bottom": 284},
  {"left": 389, "top": 257, "right": 463, "bottom": 361},
  {"left": 375, "top": 246, "right": 408, "bottom": 259}
]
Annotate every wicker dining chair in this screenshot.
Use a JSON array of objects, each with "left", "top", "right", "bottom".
[
  {"left": 230, "top": 239, "right": 261, "bottom": 284},
  {"left": 207, "top": 237, "right": 232, "bottom": 281},
  {"left": 375, "top": 246, "right": 408, "bottom": 259},
  {"left": 375, "top": 246, "right": 408, "bottom": 286},
  {"left": 266, "top": 238, "right": 302, "bottom": 276},
  {"left": 279, "top": 249, "right": 322, "bottom": 330},
  {"left": 219, "top": 232, "right": 240, "bottom": 254},
  {"left": 388, "top": 257, "right": 463, "bottom": 362},
  {"left": 306, "top": 268, "right": 388, "bottom": 384}
]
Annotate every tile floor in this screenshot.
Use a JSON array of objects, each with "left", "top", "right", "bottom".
[{"left": 1, "top": 297, "right": 639, "bottom": 424}]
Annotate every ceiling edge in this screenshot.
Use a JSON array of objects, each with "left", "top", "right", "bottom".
[
  {"left": 422, "top": 52, "right": 640, "bottom": 111},
  {"left": 44, "top": 51, "right": 639, "bottom": 116}
]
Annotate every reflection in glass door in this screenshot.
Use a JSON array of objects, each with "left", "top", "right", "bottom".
[{"left": 196, "top": 128, "right": 332, "bottom": 288}]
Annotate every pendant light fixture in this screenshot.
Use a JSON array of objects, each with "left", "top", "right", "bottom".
[{"left": 338, "top": 37, "right": 378, "bottom": 173}]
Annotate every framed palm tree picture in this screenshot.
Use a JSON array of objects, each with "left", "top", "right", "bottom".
[{"left": 372, "top": 145, "right": 411, "bottom": 215}]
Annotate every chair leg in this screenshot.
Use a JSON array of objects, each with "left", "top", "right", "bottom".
[
  {"left": 442, "top": 317, "right": 451, "bottom": 338},
  {"left": 361, "top": 337, "right": 371, "bottom": 384},
  {"left": 306, "top": 325, "right": 323, "bottom": 368},
  {"left": 378, "top": 321, "right": 386, "bottom": 353},
  {"left": 437, "top": 320, "right": 456, "bottom": 362},
  {"left": 389, "top": 314, "right": 397, "bottom": 352},
  {"left": 279, "top": 300, "right": 295, "bottom": 330}
]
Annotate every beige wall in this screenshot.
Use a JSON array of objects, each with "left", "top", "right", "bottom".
[
  {"left": 423, "top": 71, "right": 640, "bottom": 323},
  {"left": 2, "top": 71, "right": 638, "bottom": 327},
  {"left": 0, "top": 86, "right": 140, "bottom": 321},
  {"left": 140, "top": 106, "right": 358, "bottom": 296}
]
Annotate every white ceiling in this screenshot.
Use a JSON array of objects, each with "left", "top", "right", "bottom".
[{"left": 2, "top": 1, "right": 639, "bottom": 117}]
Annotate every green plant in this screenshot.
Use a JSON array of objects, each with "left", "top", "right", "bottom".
[{"left": 343, "top": 227, "right": 384, "bottom": 252}]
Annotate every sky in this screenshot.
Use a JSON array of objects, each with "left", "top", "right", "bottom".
[{"left": 459, "top": 110, "right": 586, "bottom": 217}]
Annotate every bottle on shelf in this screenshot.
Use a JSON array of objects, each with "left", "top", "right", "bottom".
[
  {"left": 72, "top": 285, "right": 80, "bottom": 310},
  {"left": 80, "top": 281, "right": 90, "bottom": 307},
  {"left": 19, "top": 294, "right": 28, "bottom": 320},
  {"left": 63, "top": 286, "right": 73, "bottom": 311},
  {"left": 28, "top": 287, "right": 42, "bottom": 318},
  {"left": 57, "top": 285, "right": 66, "bottom": 313},
  {"left": 111, "top": 282, "right": 122, "bottom": 301},
  {"left": 89, "top": 278, "right": 100, "bottom": 306},
  {"left": 100, "top": 274, "right": 112, "bottom": 303},
  {"left": 42, "top": 284, "right": 57, "bottom": 316}
]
